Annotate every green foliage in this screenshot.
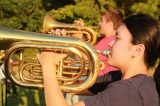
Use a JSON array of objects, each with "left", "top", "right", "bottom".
[
  {"left": 50, "top": 0, "right": 102, "bottom": 26},
  {"left": 111, "top": 0, "right": 160, "bottom": 19},
  {"left": 130, "top": 0, "right": 160, "bottom": 19},
  {"left": 0, "top": 0, "right": 160, "bottom": 32},
  {"left": 0, "top": 0, "right": 46, "bottom": 32},
  {"left": 49, "top": 0, "right": 117, "bottom": 26}
]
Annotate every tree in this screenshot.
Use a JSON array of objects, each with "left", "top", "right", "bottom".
[
  {"left": 49, "top": 0, "right": 117, "bottom": 26},
  {"left": 0, "top": 0, "right": 46, "bottom": 32},
  {"left": 0, "top": 0, "right": 159, "bottom": 32},
  {"left": 130, "top": 0, "right": 160, "bottom": 19},
  {"left": 114, "top": 0, "right": 160, "bottom": 19}
]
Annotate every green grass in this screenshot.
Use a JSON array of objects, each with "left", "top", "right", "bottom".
[
  {"left": 0, "top": 83, "right": 6, "bottom": 106},
  {"left": 0, "top": 84, "right": 46, "bottom": 106}
]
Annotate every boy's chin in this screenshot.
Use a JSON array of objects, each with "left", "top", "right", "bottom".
[
  {"left": 107, "top": 60, "right": 112, "bottom": 65},
  {"left": 108, "top": 59, "right": 116, "bottom": 66}
]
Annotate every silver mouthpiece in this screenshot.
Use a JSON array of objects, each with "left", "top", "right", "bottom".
[{"left": 96, "top": 50, "right": 111, "bottom": 57}]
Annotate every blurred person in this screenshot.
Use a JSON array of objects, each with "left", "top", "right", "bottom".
[{"left": 95, "top": 7, "right": 123, "bottom": 76}]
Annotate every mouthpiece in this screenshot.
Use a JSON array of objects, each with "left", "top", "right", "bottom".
[{"left": 96, "top": 50, "right": 111, "bottom": 57}]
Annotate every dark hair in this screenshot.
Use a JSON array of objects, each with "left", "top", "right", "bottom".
[
  {"left": 101, "top": 7, "right": 123, "bottom": 30},
  {"left": 124, "top": 14, "right": 160, "bottom": 96}
]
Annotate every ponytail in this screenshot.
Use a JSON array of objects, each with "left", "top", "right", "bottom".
[{"left": 153, "top": 59, "right": 160, "bottom": 96}]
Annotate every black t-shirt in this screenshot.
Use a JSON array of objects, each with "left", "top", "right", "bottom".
[
  {"left": 84, "top": 73, "right": 159, "bottom": 106},
  {"left": 88, "top": 71, "right": 122, "bottom": 94}
]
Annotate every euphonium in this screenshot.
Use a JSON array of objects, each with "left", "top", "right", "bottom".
[
  {"left": 42, "top": 14, "right": 97, "bottom": 45},
  {"left": 0, "top": 26, "right": 105, "bottom": 93}
]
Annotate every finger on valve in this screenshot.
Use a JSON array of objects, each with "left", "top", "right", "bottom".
[
  {"left": 54, "top": 29, "right": 61, "bottom": 36},
  {"left": 47, "top": 29, "right": 55, "bottom": 36},
  {"left": 61, "top": 29, "right": 67, "bottom": 37}
]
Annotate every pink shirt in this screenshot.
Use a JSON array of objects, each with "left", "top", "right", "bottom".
[{"left": 94, "top": 36, "right": 118, "bottom": 76}]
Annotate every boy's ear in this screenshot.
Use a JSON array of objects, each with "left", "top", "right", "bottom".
[
  {"left": 131, "top": 44, "right": 145, "bottom": 58},
  {"left": 108, "top": 21, "right": 113, "bottom": 27}
]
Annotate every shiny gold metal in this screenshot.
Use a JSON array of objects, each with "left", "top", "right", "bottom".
[
  {"left": 96, "top": 50, "right": 110, "bottom": 58},
  {"left": 42, "top": 14, "right": 97, "bottom": 45},
  {"left": 0, "top": 50, "right": 5, "bottom": 60},
  {"left": 0, "top": 26, "right": 101, "bottom": 93},
  {"left": 0, "top": 25, "right": 111, "bottom": 93}
]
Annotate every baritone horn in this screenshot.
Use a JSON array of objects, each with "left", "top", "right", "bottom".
[
  {"left": 0, "top": 26, "right": 103, "bottom": 93},
  {"left": 42, "top": 14, "right": 97, "bottom": 45}
]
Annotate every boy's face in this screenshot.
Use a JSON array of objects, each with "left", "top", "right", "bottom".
[{"left": 98, "top": 15, "right": 114, "bottom": 36}]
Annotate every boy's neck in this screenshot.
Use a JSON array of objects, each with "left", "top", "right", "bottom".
[{"left": 105, "top": 30, "right": 116, "bottom": 37}]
